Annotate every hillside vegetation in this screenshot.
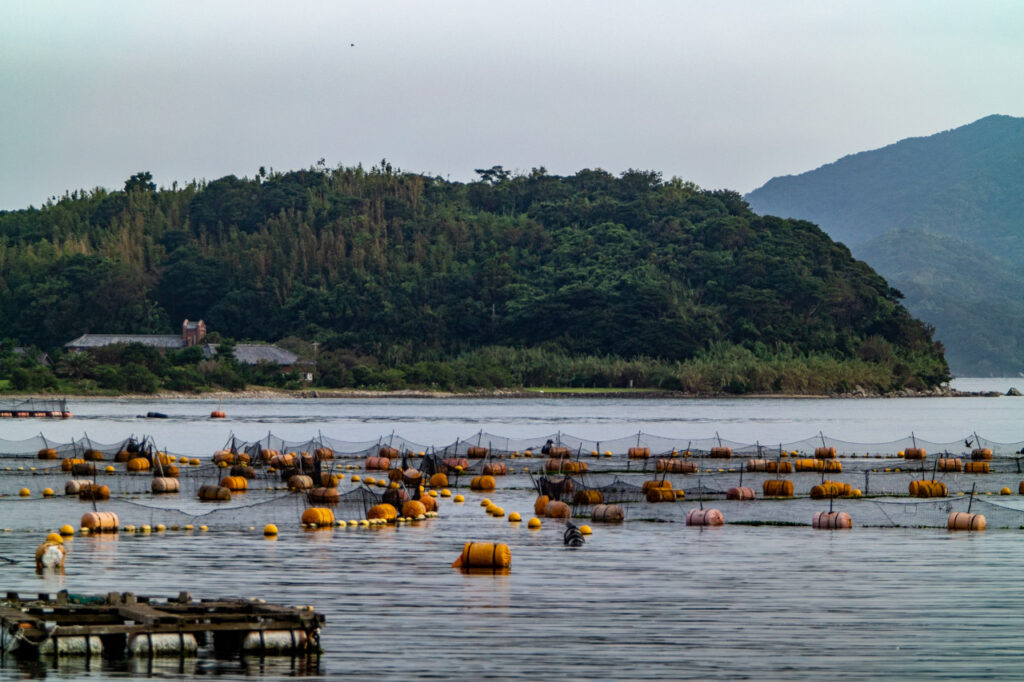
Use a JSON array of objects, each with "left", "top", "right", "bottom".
[
  {"left": 746, "top": 114, "right": 1024, "bottom": 375},
  {"left": 0, "top": 165, "right": 948, "bottom": 393}
]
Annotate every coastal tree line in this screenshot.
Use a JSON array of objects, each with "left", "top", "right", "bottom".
[{"left": 0, "top": 164, "right": 949, "bottom": 394}]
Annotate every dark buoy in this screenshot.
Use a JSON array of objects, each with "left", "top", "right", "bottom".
[{"left": 563, "top": 521, "right": 585, "bottom": 547}]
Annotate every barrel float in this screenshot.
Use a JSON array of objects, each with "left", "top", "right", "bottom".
[
  {"left": 937, "top": 458, "right": 962, "bottom": 472},
  {"left": 198, "top": 485, "right": 231, "bottom": 501},
  {"left": 809, "top": 481, "right": 852, "bottom": 499},
  {"left": 548, "top": 446, "right": 571, "bottom": 458},
  {"left": 403, "top": 468, "right": 424, "bottom": 486},
  {"left": 155, "top": 464, "right": 180, "bottom": 478},
  {"left": 83, "top": 448, "right": 105, "bottom": 461},
  {"left": 65, "top": 479, "right": 93, "bottom": 495},
  {"left": 37, "top": 448, "right": 57, "bottom": 460},
  {"left": 402, "top": 500, "right": 427, "bottom": 518},
  {"left": 387, "top": 468, "right": 405, "bottom": 482},
  {"left": 365, "top": 456, "right": 391, "bottom": 471},
  {"left": 573, "top": 489, "right": 604, "bottom": 505},
  {"left": 126, "top": 457, "right": 151, "bottom": 472},
  {"left": 482, "top": 462, "right": 507, "bottom": 476},
  {"left": 686, "top": 508, "right": 724, "bottom": 526},
  {"left": 544, "top": 500, "right": 571, "bottom": 519},
  {"left": 814, "top": 447, "right": 837, "bottom": 459},
  {"left": 308, "top": 486, "right": 341, "bottom": 503},
  {"left": 1019, "top": 480, "right": 1024, "bottom": 495},
  {"left": 287, "top": 475, "right": 314, "bottom": 490},
  {"left": 78, "top": 483, "right": 110, "bottom": 501},
  {"left": 301, "top": 507, "right": 335, "bottom": 527},
  {"left": 908, "top": 480, "right": 947, "bottom": 498},
  {"left": 270, "top": 453, "right": 295, "bottom": 468},
  {"left": 212, "top": 451, "right": 236, "bottom": 465},
  {"left": 71, "top": 461, "right": 97, "bottom": 476},
  {"left": 443, "top": 457, "right": 470, "bottom": 472},
  {"left": 948, "top": 512, "right": 986, "bottom": 531},
  {"left": 314, "top": 447, "right": 334, "bottom": 461},
  {"left": 709, "top": 446, "right": 732, "bottom": 459},
  {"left": 963, "top": 461, "right": 990, "bottom": 474},
  {"left": 971, "top": 448, "right": 993, "bottom": 461},
  {"left": 81, "top": 511, "right": 119, "bottom": 532},
  {"left": 642, "top": 479, "right": 672, "bottom": 493},
  {"left": 128, "top": 632, "right": 198, "bottom": 656},
  {"left": 646, "top": 488, "right": 676, "bottom": 503},
  {"left": 591, "top": 504, "right": 625, "bottom": 523},
  {"left": 231, "top": 465, "right": 256, "bottom": 479},
  {"left": 763, "top": 479, "right": 795, "bottom": 497},
  {"left": 210, "top": 410, "right": 226, "bottom": 419},
  {"left": 726, "top": 486, "right": 756, "bottom": 500},
  {"left": 795, "top": 458, "right": 842, "bottom": 472},
  {"left": 812, "top": 511, "right": 852, "bottom": 529},
  {"left": 429, "top": 472, "right": 449, "bottom": 488},
  {"left": 115, "top": 450, "right": 132, "bottom": 462},
  {"left": 241, "top": 629, "right": 308, "bottom": 653},
  {"left": 368, "top": 503, "right": 398, "bottom": 522},
  {"left": 470, "top": 475, "right": 496, "bottom": 491},
  {"left": 452, "top": 541, "right": 511, "bottom": 569},
  {"left": 152, "top": 477, "right": 180, "bottom": 494},
  {"left": 221, "top": 476, "right": 248, "bottom": 492},
  {"left": 658, "top": 459, "right": 698, "bottom": 473},
  {"left": 419, "top": 494, "right": 438, "bottom": 512},
  {"left": 748, "top": 460, "right": 794, "bottom": 473},
  {"left": 545, "top": 458, "right": 587, "bottom": 474},
  {"left": 61, "top": 458, "right": 84, "bottom": 472},
  {"left": 903, "top": 447, "right": 926, "bottom": 460},
  {"left": 466, "top": 446, "right": 489, "bottom": 458},
  {"left": 319, "top": 473, "right": 340, "bottom": 487},
  {"left": 534, "top": 495, "right": 550, "bottom": 515},
  {"left": 628, "top": 447, "right": 650, "bottom": 459}
]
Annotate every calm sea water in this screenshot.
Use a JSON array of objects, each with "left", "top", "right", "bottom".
[{"left": 1, "top": 380, "right": 1023, "bottom": 680}]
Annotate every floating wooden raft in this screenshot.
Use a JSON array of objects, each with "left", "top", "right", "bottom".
[{"left": 1, "top": 590, "right": 323, "bottom": 659}]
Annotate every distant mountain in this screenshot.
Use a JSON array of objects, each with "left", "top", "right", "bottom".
[{"left": 746, "top": 115, "right": 1024, "bottom": 376}]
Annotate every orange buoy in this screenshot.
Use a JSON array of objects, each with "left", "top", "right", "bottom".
[
  {"left": 726, "top": 486, "right": 756, "bottom": 500},
  {"left": 211, "top": 410, "right": 226, "bottom": 419},
  {"left": 948, "top": 512, "right": 986, "bottom": 531}
]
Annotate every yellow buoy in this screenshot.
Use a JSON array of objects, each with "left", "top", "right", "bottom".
[
  {"left": 480, "top": 498, "right": 491, "bottom": 507},
  {"left": 1000, "top": 487, "right": 1012, "bottom": 495},
  {"left": 509, "top": 512, "right": 522, "bottom": 522},
  {"left": 351, "top": 475, "right": 361, "bottom": 482},
  {"left": 105, "top": 465, "right": 115, "bottom": 473},
  {"left": 453, "top": 494, "right": 465, "bottom": 503},
  {"left": 141, "top": 524, "right": 152, "bottom": 533},
  {"left": 429, "top": 490, "right": 438, "bottom": 498},
  {"left": 348, "top": 520, "right": 358, "bottom": 526},
  {"left": 441, "top": 489, "right": 452, "bottom": 497},
  {"left": 580, "top": 525, "right": 592, "bottom": 535},
  {"left": 264, "top": 524, "right": 278, "bottom": 535},
  {"left": 155, "top": 524, "right": 166, "bottom": 532},
  {"left": 359, "top": 519, "right": 370, "bottom": 527},
  {"left": 199, "top": 525, "right": 208, "bottom": 532},
  {"left": 18, "top": 488, "right": 29, "bottom": 497},
  {"left": 42, "top": 488, "right": 54, "bottom": 497},
  {"left": 46, "top": 532, "right": 64, "bottom": 544},
  {"left": 528, "top": 517, "right": 541, "bottom": 529},
  {"left": 59, "top": 524, "right": 74, "bottom": 536},
  {"left": 184, "top": 524, "right": 194, "bottom": 531}
]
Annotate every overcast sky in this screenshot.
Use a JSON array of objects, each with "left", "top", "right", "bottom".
[{"left": 1, "top": 1, "right": 1022, "bottom": 210}]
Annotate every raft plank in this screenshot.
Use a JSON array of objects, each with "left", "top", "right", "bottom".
[{"left": 0, "top": 605, "right": 45, "bottom": 629}]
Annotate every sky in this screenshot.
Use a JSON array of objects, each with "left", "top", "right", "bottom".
[{"left": 2, "top": 1, "right": 1023, "bottom": 210}]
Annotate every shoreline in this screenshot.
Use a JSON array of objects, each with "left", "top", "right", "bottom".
[{"left": 3, "top": 386, "right": 1013, "bottom": 401}]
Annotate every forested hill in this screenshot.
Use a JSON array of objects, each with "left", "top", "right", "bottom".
[
  {"left": 745, "top": 114, "right": 1024, "bottom": 375},
  {"left": 0, "top": 165, "right": 948, "bottom": 393}
]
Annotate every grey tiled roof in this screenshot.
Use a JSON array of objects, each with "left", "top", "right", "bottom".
[
  {"left": 204, "top": 343, "right": 298, "bottom": 366},
  {"left": 65, "top": 334, "right": 185, "bottom": 349}
]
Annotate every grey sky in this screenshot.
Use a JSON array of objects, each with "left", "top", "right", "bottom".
[{"left": 2, "top": 1, "right": 1022, "bottom": 210}]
